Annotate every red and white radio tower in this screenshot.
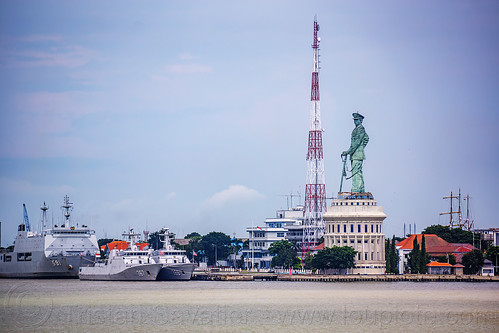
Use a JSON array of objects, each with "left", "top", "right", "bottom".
[{"left": 303, "top": 17, "right": 326, "bottom": 256}]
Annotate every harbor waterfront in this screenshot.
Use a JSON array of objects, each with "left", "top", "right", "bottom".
[{"left": 1, "top": 279, "right": 497, "bottom": 332}]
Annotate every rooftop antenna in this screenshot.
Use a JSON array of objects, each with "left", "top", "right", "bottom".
[{"left": 279, "top": 192, "right": 301, "bottom": 209}]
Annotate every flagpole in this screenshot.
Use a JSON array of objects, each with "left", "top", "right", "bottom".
[{"left": 251, "top": 220, "right": 254, "bottom": 270}]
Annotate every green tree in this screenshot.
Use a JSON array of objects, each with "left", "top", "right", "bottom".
[
  {"left": 303, "top": 252, "right": 314, "bottom": 269},
  {"left": 148, "top": 228, "right": 176, "bottom": 250},
  {"left": 462, "top": 250, "right": 484, "bottom": 274},
  {"left": 422, "top": 225, "right": 478, "bottom": 245},
  {"left": 385, "top": 238, "right": 392, "bottom": 273},
  {"left": 268, "top": 240, "right": 299, "bottom": 268},
  {"left": 486, "top": 246, "right": 499, "bottom": 274},
  {"left": 435, "top": 255, "right": 447, "bottom": 263},
  {"left": 185, "top": 232, "right": 201, "bottom": 239},
  {"left": 390, "top": 235, "right": 399, "bottom": 274},
  {"left": 408, "top": 236, "right": 420, "bottom": 273},
  {"left": 199, "top": 231, "right": 232, "bottom": 266},
  {"left": 434, "top": 254, "right": 456, "bottom": 265},
  {"left": 181, "top": 232, "right": 202, "bottom": 263},
  {"left": 419, "top": 234, "right": 429, "bottom": 273},
  {"left": 309, "top": 246, "right": 357, "bottom": 272}
]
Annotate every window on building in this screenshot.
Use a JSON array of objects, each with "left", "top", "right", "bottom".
[
  {"left": 376, "top": 224, "right": 378, "bottom": 233},
  {"left": 365, "top": 253, "right": 368, "bottom": 260},
  {"left": 365, "top": 224, "right": 368, "bottom": 233},
  {"left": 277, "top": 233, "right": 284, "bottom": 237},
  {"left": 371, "top": 225, "right": 374, "bottom": 233},
  {"left": 344, "top": 224, "right": 347, "bottom": 233},
  {"left": 351, "top": 225, "right": 354, "bottom": 233},
  {"left": 358, "top": 225, "right": 361, "bottom": 233}
]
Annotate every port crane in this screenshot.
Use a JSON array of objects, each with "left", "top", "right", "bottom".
[{"left": 23, "top": 203, "right": 31, "bottom": 232}]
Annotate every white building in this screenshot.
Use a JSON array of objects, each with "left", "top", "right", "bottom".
[
  {"left": 242, "top": 206, "right": 304, "bottom": 269},
  {"left": 323, "top": 192, "right": 387, "bottom": 274},
  {"left": 473, "top": 228, "right": 499, "bottom": 247}
]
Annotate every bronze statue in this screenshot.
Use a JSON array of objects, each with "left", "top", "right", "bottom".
[{"left": 340, "top": 112, "right": 369, "bottom": 193}]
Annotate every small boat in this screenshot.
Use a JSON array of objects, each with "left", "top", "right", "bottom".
[{"left": 79, "top": 228, "right": 161, "bottom": 281}]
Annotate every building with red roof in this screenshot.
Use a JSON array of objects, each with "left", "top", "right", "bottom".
[
  {"left": 100, "top": 240, "right": 149, "bottom": 254},
  {"left": 396, "top": 234, "right": 477, "bottom": 273},
  {"left": 426, "top": 261, "right": 452, "bottom": 274}
]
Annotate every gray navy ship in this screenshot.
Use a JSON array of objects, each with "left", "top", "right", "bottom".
[
  {"left": 79, "top": 228, "right": 162, "bottom": 281},
  {"left": 151, "top": 228, "right": 195, "bottom": 281},
  {"left": 0, "top": 196, "right": 99, "bottom": 278}
]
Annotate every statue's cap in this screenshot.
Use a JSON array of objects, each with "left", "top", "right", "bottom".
[{"left": 352, "top": 112, "right": 364, "bottom": 120}]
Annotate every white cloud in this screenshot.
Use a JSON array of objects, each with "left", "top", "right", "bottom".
[
  {"left": 165, "top": 192, "right": 177, "bottom": 201},
  {"left": 19, "top": 34, "right": 63, "bottom": 43},
  {"left": 179, "top": 53, "right": 196, "bottom": 60},
  {"left": 109, "top": 199, "right": 134, "bottom": 211},
  {"left": 4, "top": 45, "right": 99, "bottom": 68},
  {"left": 164, "top": 63, "right": 213, "bottom": 74},
  {"left": 202, "top": 185, "right": 264, "bottom": 209},
  {"left": 0, "top": 178, "right": 74, "bottom": 196}
]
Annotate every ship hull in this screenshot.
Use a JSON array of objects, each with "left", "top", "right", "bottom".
[
  {"left": 0, "top": 252, "right": 94, "bottom": 279},
  {"left": 79, "top": 263, "right": 162, "bottom": 281},
  {"left": 156, "top": 263, "right": 195, "bottom": 281}
]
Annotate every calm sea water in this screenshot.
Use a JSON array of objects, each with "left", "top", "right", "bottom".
[{"left": 1, "top": 279, "right": 498, "bottom": 332}]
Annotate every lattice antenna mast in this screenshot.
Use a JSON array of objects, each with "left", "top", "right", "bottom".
[{"left": 303, "top": 17, "right": 326, "bottom": 255}]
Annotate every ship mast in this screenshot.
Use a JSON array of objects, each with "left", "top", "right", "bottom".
[
  {"left": 40, "top": 202, "right": 49, "bottom": 232},
  {"left": 463, "top": 194, "right": 474, "bottom": 231},
  {"left": 122, "top": 228, "right": 141, "bottom": 251},
  {"left": 440, "top": 189, "right": 464, "bottom": 229},
  {"left": 61, "top": 195, "right": 73, "bottom": 228}
]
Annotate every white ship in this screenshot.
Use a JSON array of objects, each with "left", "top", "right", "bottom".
[
  {"left": 79, "top": 228, "right": 162, "bottom": 281},
  {"left": 151, "top": 228, "right": 195, "bottom": 281},
  {"left": 0, "top": 196, "right": 99, "bottom": 278}
]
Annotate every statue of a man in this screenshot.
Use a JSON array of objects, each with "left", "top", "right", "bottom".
[{"left": 341, "top": 112, "right": 369, "bottom": 193}]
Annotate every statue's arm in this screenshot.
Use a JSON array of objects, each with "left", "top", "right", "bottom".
[
  {"left": 363, "top": 132, "right": 369, "bottom": 146},
  {"left": 342, "top": 130, "right": 363, "bottom": 156}
]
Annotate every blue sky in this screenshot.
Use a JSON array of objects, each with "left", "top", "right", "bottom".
[{"left": 1, "top": 1, "right": 498, "bottom": 245}]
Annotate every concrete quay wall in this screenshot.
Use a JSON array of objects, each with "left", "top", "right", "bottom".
[
  {"left": 192, "top": 271, "right": 498, "bottom": 282},
  {"left": 277, "top": 274, "right": 499, "bottom": 282}
]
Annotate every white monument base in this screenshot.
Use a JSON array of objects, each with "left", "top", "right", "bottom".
[{"left": 323, "top": 192, "right": 387, "bottom": 275}]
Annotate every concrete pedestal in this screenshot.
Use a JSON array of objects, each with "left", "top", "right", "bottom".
[{"left": 323, "top": 192, "right": 387, "bottom": 274}]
